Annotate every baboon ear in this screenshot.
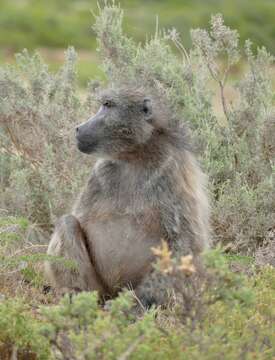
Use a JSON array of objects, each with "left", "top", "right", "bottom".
[{"left": 143, "top": 98, "right": 153, "bottom": 122}]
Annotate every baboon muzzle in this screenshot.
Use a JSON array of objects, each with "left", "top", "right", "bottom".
[{"left": 75, "top": 114, "right": 102, "bottom": 154}]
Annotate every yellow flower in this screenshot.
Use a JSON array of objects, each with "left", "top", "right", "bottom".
[
  {"left": 151, "top": 240, "right": 173, "bottom": 274},
  {"left": 177, "top": 255, "right": 196, "bottom": 275}
]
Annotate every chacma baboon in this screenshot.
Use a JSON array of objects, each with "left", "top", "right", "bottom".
[{"left": 45, "top": 86, "right": 210, "bottom": 305}]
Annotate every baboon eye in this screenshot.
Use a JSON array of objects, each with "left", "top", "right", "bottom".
[
  {"left": 103, "top": 100, "right": 113, "bottom": 108},
  {"left": 120, "top": 128, "right": 133, "bottom": 136},
  {"left": 143, "top": 98, "right": 153, "bottom": 120}
]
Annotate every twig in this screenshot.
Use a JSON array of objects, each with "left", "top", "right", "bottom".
[
  {"left": 10, "top": 244, "right": 48, "bottom": 258},
  {"left": 218, "top": 80, "right": 230, "bottom": 124},
  {"left": 128, "top": 288, "right": 146, "bottom": 312},
  {"left": 11, "top": 346, "right": 18, "bottom": 360},
  {"left": 117, "top": 335, "right": 145, "bottom": 360},
  {"left": 1, "top": 133, "right": 41, "bottom": 169}
]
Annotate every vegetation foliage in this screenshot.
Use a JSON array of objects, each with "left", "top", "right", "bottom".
[
  {"left": 0, "top": 3, "right": 274, "bottom": 359},
  {"left": 0, "top": 246, "right": 274, "bottom": 359}
]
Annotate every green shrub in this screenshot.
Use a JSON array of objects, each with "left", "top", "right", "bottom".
[
  {"left": 0, "top": 215, "right": 46, "bottom": 289},
  {"left": 0, "top": 299, "right": 50, "bottom": 359},
  {"left": 0, "top": 215, "right": 77, "bottom": 294},
  {"left": 0, "top": 250, "right": 274, "bottom": 359},
  {"left": 0, "top": 48, "right": 93, "bottom": 228}
]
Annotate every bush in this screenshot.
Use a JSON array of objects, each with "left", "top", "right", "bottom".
[
  {"left": 0, "top": 214, "right": 79, "bottom": 300},
  {"left": 0, "top": 250, "right": 274, "bottom": 359},
  {"left": 0, "top": 48, "right": 94, "bottom": 228}
]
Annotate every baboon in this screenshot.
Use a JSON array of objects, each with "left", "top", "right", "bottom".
[{"left": 45, "top": 86, "right": 210, "bottom": 305}]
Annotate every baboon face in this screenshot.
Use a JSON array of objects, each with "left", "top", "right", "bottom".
[{"left": 75, "top": 88, "right": 155, "bottom": 158}]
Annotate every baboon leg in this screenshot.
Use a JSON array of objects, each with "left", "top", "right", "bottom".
[{"left": 45, "top": 214, "right": 104, "bottom": 293}]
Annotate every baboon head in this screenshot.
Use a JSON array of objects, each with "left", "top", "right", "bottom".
[{"left": 75, "top": 87, "right": 167, "bottom": 158}]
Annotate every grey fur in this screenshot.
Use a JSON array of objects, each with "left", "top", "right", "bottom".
[{"left": 45, "top": 86, "right": 210, "bottom": 305}]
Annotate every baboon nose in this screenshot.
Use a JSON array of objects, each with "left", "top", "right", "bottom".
[{"left": 75, "top": 126, "right": 80, "bottom": 140}]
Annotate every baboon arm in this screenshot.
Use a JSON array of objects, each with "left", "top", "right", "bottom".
[{"left": 45, "top": 214, "right": 105, "bottom": 294}]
